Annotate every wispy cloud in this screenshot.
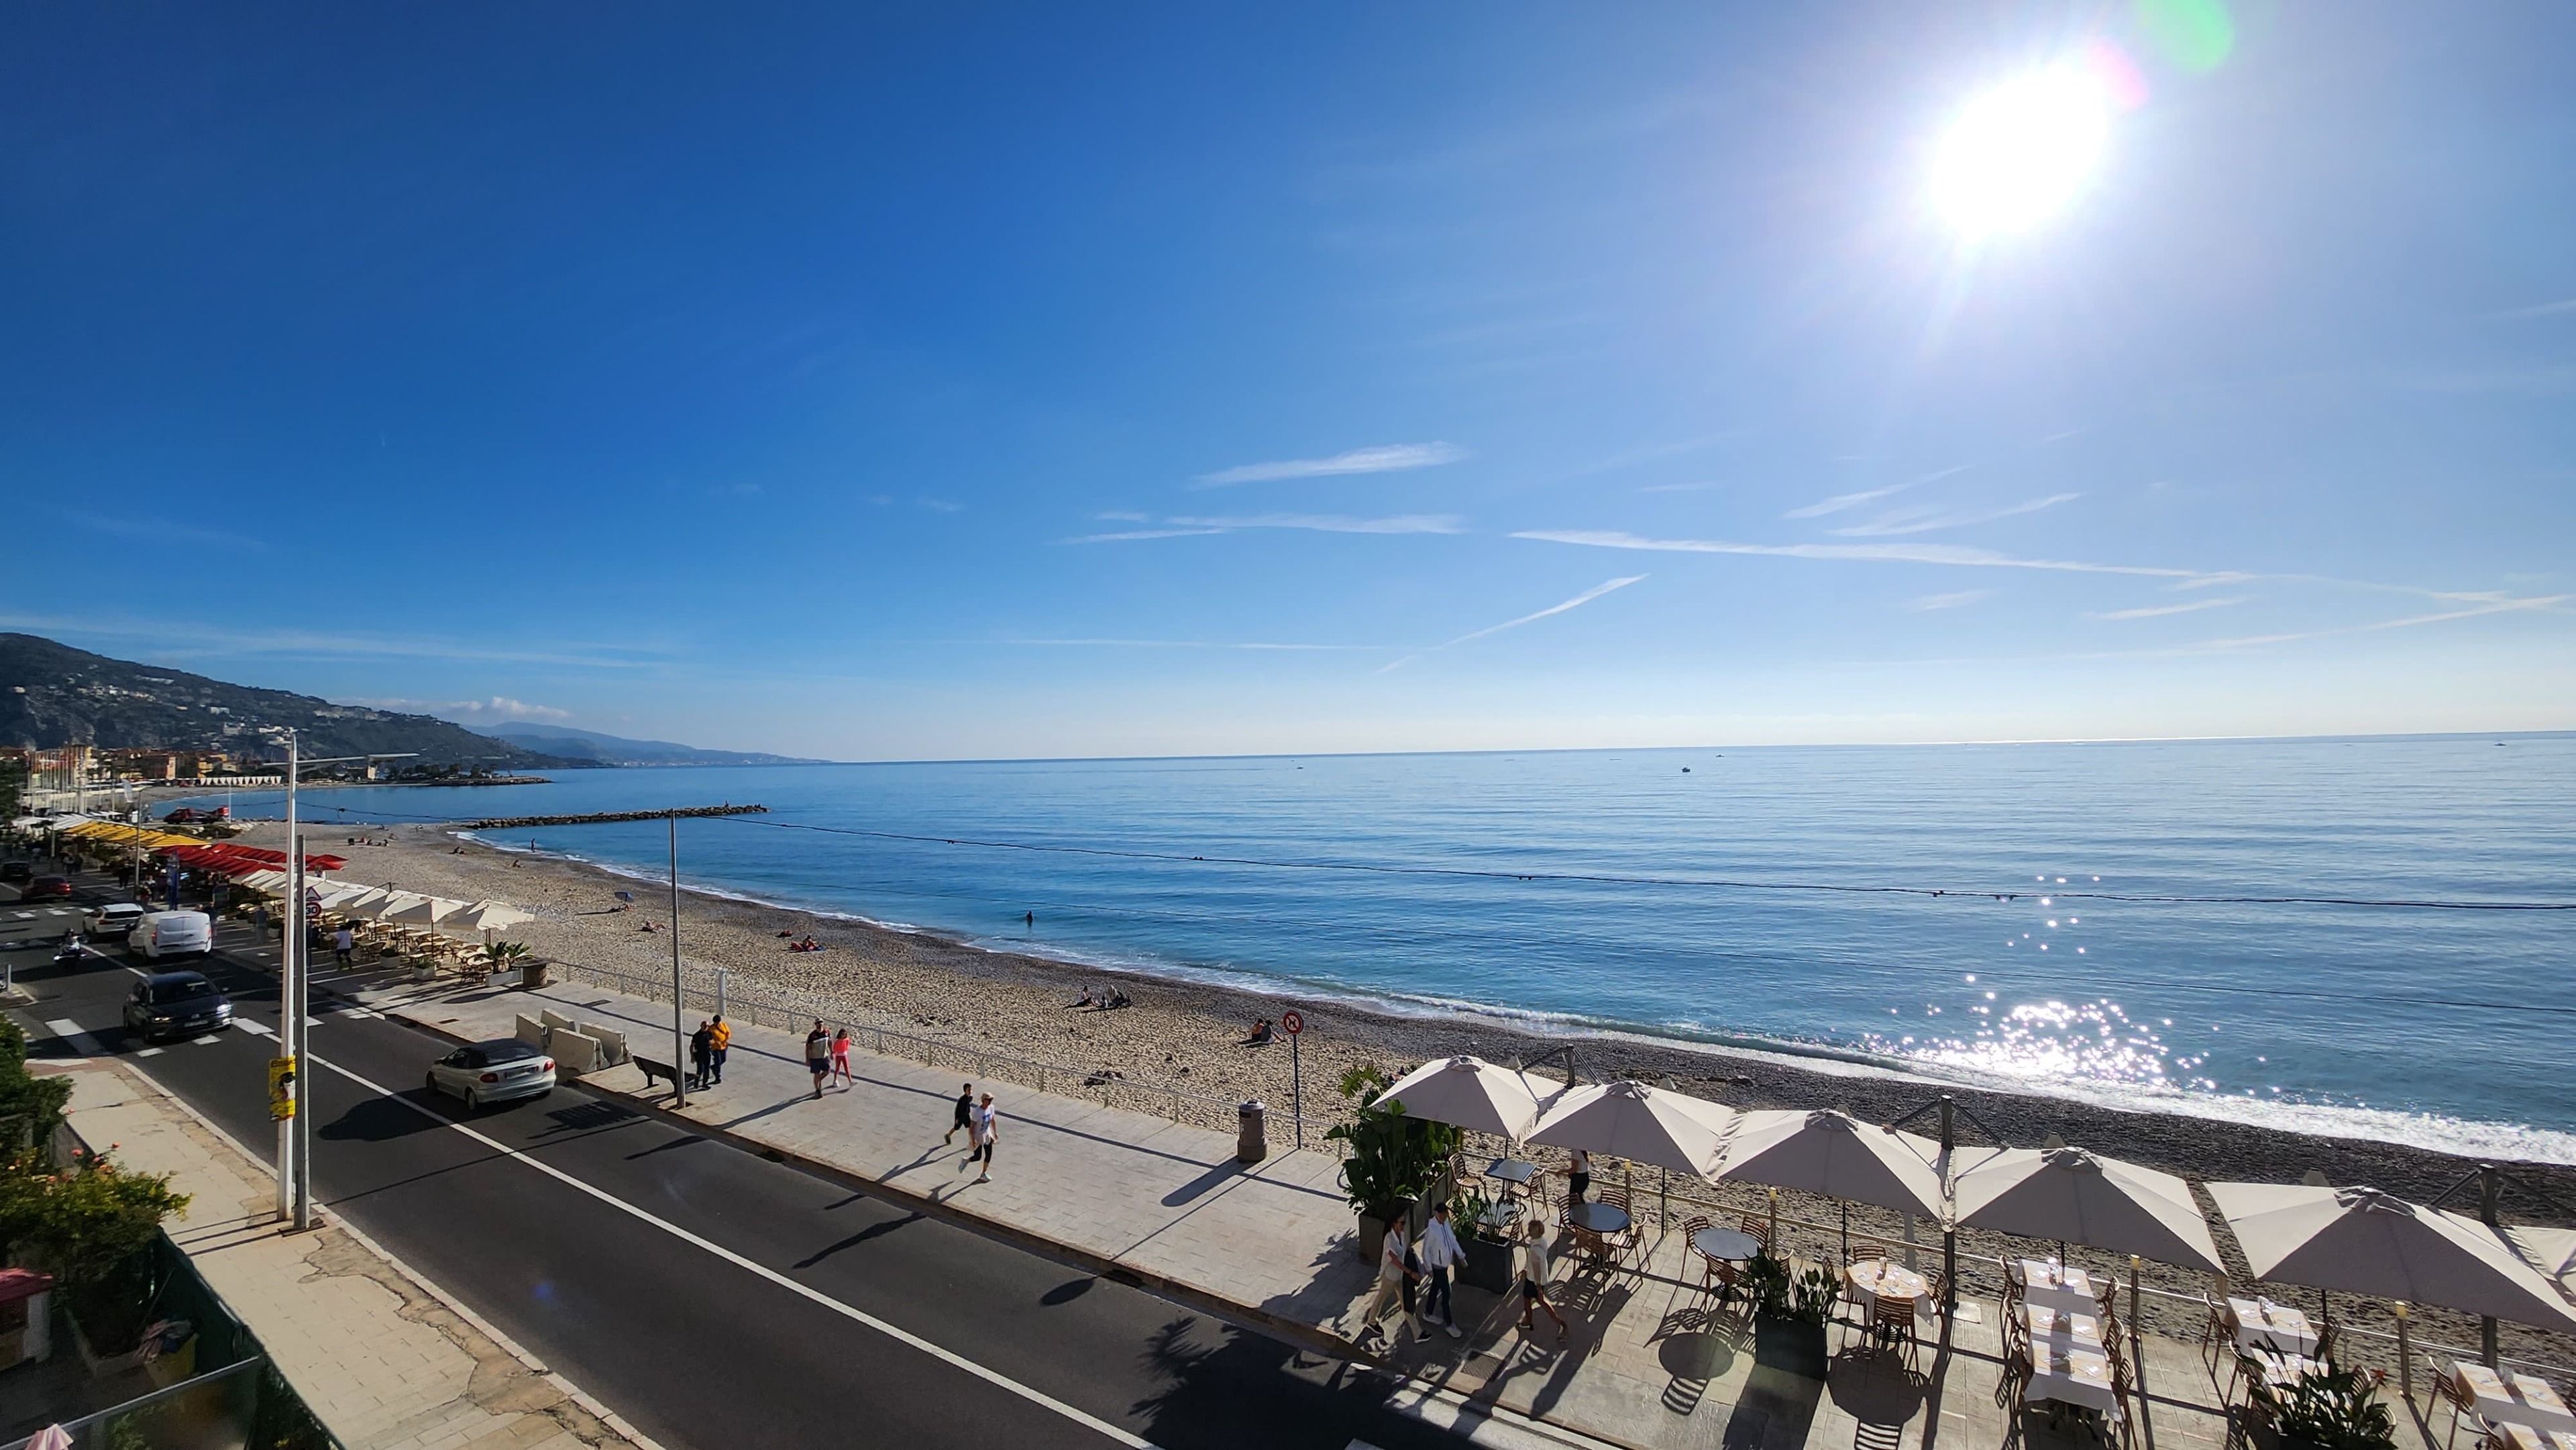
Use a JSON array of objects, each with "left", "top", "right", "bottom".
[
  {"left": 1171, "top": 513, "right": 1464, "bottom": 535},
  {"left": 1069, "top": 513, "right": 1464, "bottom": 542},
  {"left": 1784, "top": 464, "right": 1972, "bottom": 520},
  {"left": 360, "top": 695, "right": 575, "bottom": 721},
  {"left": 2200, "top": 595, "right": 2570, "bottom": 650},
  {"left": 2089, "top": 597, "right": 2249, "bottom": 621},
  {"left": 1510, "top": 530, "right": 2208, "bottom": 580},
  {"left": 1062, "top": 527, "right": 1232, "bottom": 543},
  {"left": 1095, "top": 511, "right": 1152, "bottom": 523},
  {"left": 1192, "top": 442, "right": 1468, "bottom": 488},
  {"left": 1383, "top": 574, "right": 1646, "bottom": 672},
  {"left": 2491, "top": 299, "right": 2576, "bottom": 320},
  {"left": 1907, "top": 590, "right": 1994, "bottom": 611},
  {"left": 998, "top": 638, "right": 1385, "bottom": 652},
  {"left": 1830, "top": 492, "right": 2082, "bottom": 537},
  {"left": 915, "top": 497, "right": 964, "bottom": 513},
  {"left": 46, "top": 508, "right": 268, "bottom": 552}
]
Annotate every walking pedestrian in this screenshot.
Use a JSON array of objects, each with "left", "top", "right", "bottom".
[
  {"left": 964, "top": 1093, "right": 998, "bottom": 1183},
  {"left": 1516, "top": 1219, "right": 1568, "bottom": 1337},
  {"left": 1564, "top": 1147, "right": 1593, "bottom": 1207},
  {"left": 1418, "top": 1202, "right": 1464, "bottom": 1339},
  {"left": 1358, "top": 1220, "right": 1420, "bottom": 1346},
  {"left": 689, "top": 1019, "right": 714, "bottom": 1090},
  {"left": 945, "top": 1083, "right": 974, "bottom": 1145},
  {"left": 708, "top": 1015, "right": 731, "bottom": 1084},
  {"left": 332, "top": 924, "right": 354, "bottom": 966},
  {"left": 805, "top": 1021, "right": 830, "bottom": 1100},
  {"left": 829, "top": 1027, "right": 853, "bottom": 1088}
]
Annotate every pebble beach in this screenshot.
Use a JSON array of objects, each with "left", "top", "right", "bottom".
[{"left": 242, "top": 818, "right": 2576, "bottom": 1365}]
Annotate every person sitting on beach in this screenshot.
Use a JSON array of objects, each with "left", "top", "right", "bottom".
[
  {"left": 1108, "top": 988, "right": 1132, "bottom": 1009},
  {"left": 798, "top": 935, "right": 819, "bottom": 951},
  {"left": 1068, "top": 989, "right": 1094, "bottom": 1010},
  {"left": 1238, "top": 1019, "right": 1275, "bottom": 1047}
]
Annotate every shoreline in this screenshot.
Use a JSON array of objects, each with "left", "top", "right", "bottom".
[
  {"left": 241, "top": 819, "right": 2576, "bottom": 1365},
  {"left": 272, "top": 822, "right": 2576, "bottom": 1191}
]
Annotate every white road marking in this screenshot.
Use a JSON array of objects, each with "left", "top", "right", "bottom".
[
  {"left": 191, "top": 1035, "right": 222, "bottom": 1046},
  {"left": 234, "top": 1019, "right": 274, "bottom": 1038},
  {"left": 44, "top": 1018, "right": 107, "bottom": 1055},
  {"left": 136, "top": 1047, "right": 164, "bottom": 1057},
  {"left": 305, "top": 1053, "right": 1163, "bottom": 1449}
]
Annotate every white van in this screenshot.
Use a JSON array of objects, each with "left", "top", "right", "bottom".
[{"left": 135, "top": 910, "right": 213, "bottom": 961}]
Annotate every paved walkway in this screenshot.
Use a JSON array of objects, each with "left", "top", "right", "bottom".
[
  {"left": 49, "top": 1059, "right": 658, "bottom": 1450},
  {"left": 342, "top": 969, "right": 2398, "bottom": 1450}
]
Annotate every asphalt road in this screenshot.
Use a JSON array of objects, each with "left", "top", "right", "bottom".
[{"left": 0, "top": 861, "right": 1474, "bottom": 1450}]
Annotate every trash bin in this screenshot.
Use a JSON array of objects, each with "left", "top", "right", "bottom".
[{"left": 1236, "top": 1100, "right": 1268, "bottom": 1164}]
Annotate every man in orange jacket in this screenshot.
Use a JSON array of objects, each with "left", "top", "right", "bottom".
[{"left": 708, "top": 1015, "right": 732, "bottom": 1085}]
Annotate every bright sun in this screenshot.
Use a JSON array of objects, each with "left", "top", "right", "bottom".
[{"left": 1930, "top": 68, "right": 2112, "bottom": 237}]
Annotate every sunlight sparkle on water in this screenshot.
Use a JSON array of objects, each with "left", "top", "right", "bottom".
[{"left": 1867, "top": 998, "right": 2174, "bottom": 1089}]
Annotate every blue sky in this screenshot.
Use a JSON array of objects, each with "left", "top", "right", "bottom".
[{"left": 8, "top": 2, "right": 2575, "bottom": 760}]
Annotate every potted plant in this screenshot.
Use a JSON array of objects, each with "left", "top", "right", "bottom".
[
  {"left": 1448, "top": 1182, "right": 1517, "bottom": 1294},
  {"left": 0, "top": 1143, "right": 190, "bottom": 1367},
  {"left": 1742, "top": 1247, "right": 1839, "bottom": 1379},
  {"left": 480, "top": 940, "right": 537, "bottom": 988},
  {"left": 1326, "top": 1066, "right": 1458, "bottom": 1266},
  {"left": 2253, "top": 1359, "right": 2396, "bottom": 1450}
]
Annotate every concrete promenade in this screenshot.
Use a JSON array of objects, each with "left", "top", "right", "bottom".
[
  {"left": 341, "top": 969, "right": 2333, "bottom": 1450},
  {"left": 48, "top": 1059, "right": 657, "bottom": 1450}
]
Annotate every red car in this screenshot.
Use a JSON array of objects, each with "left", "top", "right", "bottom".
[{"left": 23, "top": 876, "right": 73, "bottom": 898}]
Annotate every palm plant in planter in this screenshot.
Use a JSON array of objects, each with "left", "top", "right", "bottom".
[
  {"left": 1741, "top": 1247, "right": 1841, "bottom": 1378},
  {"left": 1447, "top": 1182, "right": 1517, "bottom": 1294},
  {"left": 1326, "top": 1066, "right": 1459, "bottom": 1265},
  {"left": 2252, "top": 1360, "right": 2396, "bottom": 1450},
  {"left": 475, "top": 939, "right": 535, "bottom": 986}
]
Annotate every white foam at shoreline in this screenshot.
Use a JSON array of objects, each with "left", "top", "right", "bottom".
[{"left": 453, "top": 827, "right": 2576, "bottom": 1166}]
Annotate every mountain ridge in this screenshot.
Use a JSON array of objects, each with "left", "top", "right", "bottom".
[{"left": 470, "top": 722, "right": 828, "bottom": 767}]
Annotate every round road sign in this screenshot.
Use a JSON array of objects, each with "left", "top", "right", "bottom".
[{"left": 1281, "top": 1011, "right": 1304, "bottom": 1035}]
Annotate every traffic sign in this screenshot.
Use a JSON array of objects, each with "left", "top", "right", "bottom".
[
  {"left": 1281, "top": 1010, "right": 1303, "bottom": 1036},
  {"left": 267, "top": 1056, "right": 297, "bottom": 1121}
]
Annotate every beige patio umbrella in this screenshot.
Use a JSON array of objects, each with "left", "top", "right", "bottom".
[
  {"left": 1376, "top": 1055, "right": 1552, "bottom": 1141},
  {"left": 1527, "top": 1080, "right": 1735, "bottom": 1176},
  {"left": 234, "top": 870, "right": 291, "bottom": 896},
  {"left": 2208, "top": 1183, "right": 2576, "bottom": 1333},
  {"left": 345, "top": 890, "right": 429, "bottom": 922},
  {"left": 2493, "top": 1223, "right": 2576, "bottom": 1304},
  {"left": 309, "top": 880, "right": 374, "bottom": 911},
  {"left": 385, "top": 895, "right": 471, "bottom": 929},
  {"left": 1718, "top": 1108, "right": 1946, "bottom": 1261},
  {"left": 1954, "top": 1143, "right": 2225, "bottom": 1274}
]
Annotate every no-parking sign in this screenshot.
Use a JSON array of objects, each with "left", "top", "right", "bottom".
[{"left": 1280, "top": 1010, "right": 1303, "bottom": 1035}]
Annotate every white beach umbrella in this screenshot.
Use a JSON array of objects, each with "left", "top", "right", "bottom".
[
  {"left": 1716, "top": 1108, "right": 1947, "bottom": 1219},
  {"left": 449, "top": 900, "right": 535, "bottom": 935},
  {"left": 309, "top": 880, "right": 374, "bottom": 911},
  {"left": 1377, "top": 1056, "right": 1552, "bottom": 1140},
  {"left": 2493, "top": 1223, "right": 2576, "bottom": 1304},
  {"left": 345, "top": 890, "right": 428, "bottom": 923},
  {"left": 385, "top": 895, "right": 470, "bottom": 929},
  {"left": 1526, "top": 1080, "right": 1736, "bottom": 1176},
  {"left": 1954, "top": 1144, "right": 2225, "bottom": 1273},
  {"left": 2209, "top": 1182, "right": 2576, "bottom": 1331},
  {"left": 234, "top": 870, "right": 291, "bottom": 896}
]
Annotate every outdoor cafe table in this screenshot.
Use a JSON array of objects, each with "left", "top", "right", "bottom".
[
  {"left": 2226, "top": 1297, "right": 2319, "bottom": 1355},
  {"left": 1568, "top": 1202, "right": 1630, "bottom": 1235},
  {"left": 2025, "top": 1304, "right": 2105, "bottom": 1353},
  {"left": 1847, "top": 1259, "right": 1927, "bottom": 1313},
  {"left": 1484, "top": 1159, "right": 1538, "bottom": 1200},
  {"left": 1693, "top": 1226, "right": 1763, "bottom": 1263},
  {"left": 2023, "top": 1343, "right": 2118, "bottom": 1414},
  {"left": 2492, "top": 1425, "right": 2576, "bottom": 1450},
  {"left": 2457, "top": 1363, "right": 2576, "bottom": 1435},
  {"left": 2014, "top": 1259, "right": 2102, "bottom": 1316}
]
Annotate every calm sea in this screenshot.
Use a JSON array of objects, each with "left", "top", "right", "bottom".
[{"left": 191, "top": 734, "right": 2576, "bottom": 1161}]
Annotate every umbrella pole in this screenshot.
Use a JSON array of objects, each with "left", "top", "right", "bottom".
[
  {"left": 1840, "top": 1202, "right": 1848, "bottom": 1264},
  {"left": 1660, "top": 1168, "right": 1668, "bottom": 1239}
]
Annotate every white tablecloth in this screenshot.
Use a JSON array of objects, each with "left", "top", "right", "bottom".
[
  {"left": 2228, "top": 1297, "right": 2318, "bottom": 1355},
  {"left": 1847, "top": 1260, "right": 1927, "bottom": 1313},
  {"left": 2015, "top": 1259, "right": 2101, "bottom": 1316},
  {"left": 2025, "top": 1345, "right": 2118, "bottom": 1414},
  {"left": 2459, "top": 1363, "right": 2576, "bottom": 1435},
  {"left": 2491, "top": 1425, "right": 2576, "bottom": 1450},
  {"left": 2027, "top": 1305, "right": 2105, "bottom": 1351}
]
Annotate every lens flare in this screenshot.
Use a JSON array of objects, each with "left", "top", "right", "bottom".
[{"left": 1929, "top": 68, "right": 2113, "bottom": 236}]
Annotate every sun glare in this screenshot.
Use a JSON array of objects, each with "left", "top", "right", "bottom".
[{"left": 1930, "top": 68, "right": 2112, "bottom": 237}]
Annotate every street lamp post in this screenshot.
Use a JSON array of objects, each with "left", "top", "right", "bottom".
[{"left": 669, "top": 813, "right": 686, "bottom": 1108}]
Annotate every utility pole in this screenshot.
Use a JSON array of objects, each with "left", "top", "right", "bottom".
[
  {"left": 668, "top": 813, "right": 686, "bottom": 1107},
  {"left": 277, "top": 732, "right": 301, "bottom": 1223}
]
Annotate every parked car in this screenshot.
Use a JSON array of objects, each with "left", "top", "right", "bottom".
[
  {"left": 23, "top": 876, "right": 72, "bottom": 899},
  {"left": 122, "top": 971, "right": 234, "bottom": 1042},
  {"left": 0, "top": 862, "right": 31, "bottom": 885},
  {"left": 83, "top": 902, "right": 148, "bottom": 940},
  {"left": 425, "top": 1039, "right": 555, "bottom": 1110},
  {"left": 135, "top": 909, "right": 213, "bottom": 960}
]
